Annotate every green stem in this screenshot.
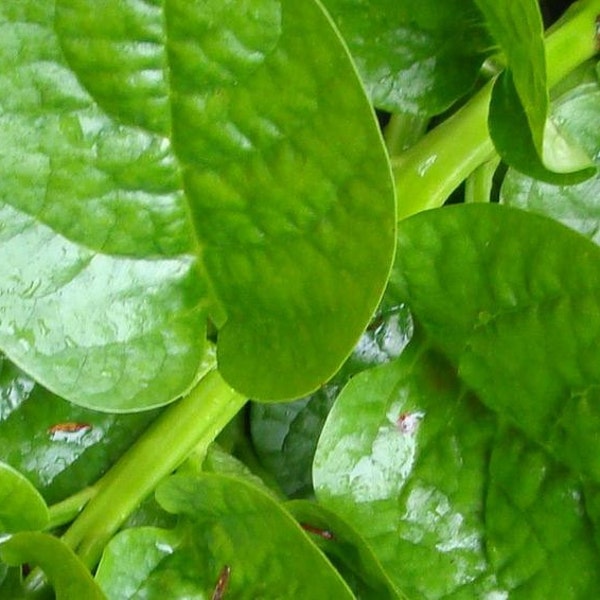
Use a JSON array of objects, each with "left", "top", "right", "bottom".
[
  {"left": 393, "top": 80, "right": 495, "bottom": 219},
  {"left": 465, "top": 156, "right": 501, "bottom": 203},
  {"left": 384, "top": 112, "right": 429, "bottom": 156},
  {"left": 60, "top": 370, "right": 246, "bottom": 569},
  {"left": 393, "top": 0, "right": 600, "bottom": 219},
  {"left": 46, "top": 487, "right": 97, "bottom": 531}
]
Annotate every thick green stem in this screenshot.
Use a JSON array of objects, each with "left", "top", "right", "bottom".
[
  {"left": 465, "top": 157, "right": 501, "bottom": 203},
  {"left": 60, "top": 370, "right": 246, "bottom": 569},
  {"left": 393, "top": 0, "right": 600, "bottom": 219},
  {"left": 46, "top": 487, "right": 97, "bottom": 531},
  {"left": 384, "top": 112, "right": 429, "bottom": 156}
]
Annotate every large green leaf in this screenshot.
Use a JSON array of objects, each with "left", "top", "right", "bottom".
[
  {"left": 389, "top": 203, "right": 600, "bottom": 483},
  {"left": 501, "top": 75, "right": 600, "bottom": 239},
  {"left": 480, "top": 0, "right": 595, "bottom": 181},
  {"left": 0, "top": 0, "right": 394, "bottom": 409},
  {"left": 314, "top": 344, "right": 600, "bottom": 597},
  {"left": 321, "top": 0, "right": 490, "bottom": 115},
  {"left": 96, "top": 473, "right": 355, "bottom": 599},
  {"left": 0, "top": 532, "right": 106, "bottom": 599},
  {"left": 0, "top": 356, "right": 160, "bottom": 504}
]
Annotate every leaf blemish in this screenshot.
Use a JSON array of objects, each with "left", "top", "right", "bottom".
[
  {"left": 396, "top": 411, "right": 425, "bottom": 435},
  {"left": 300, "top": 522, "right": 335, "bottom": 541},
  {"left": 47, "top": 422, "right": 92, "bottom": 442},
  {"left": 211, "top": 564, "right": 231, "bottom": 600}
]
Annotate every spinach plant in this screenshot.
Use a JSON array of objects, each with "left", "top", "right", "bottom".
[{"left": 1, "top": 0, "right": 599, "bottom": 597}]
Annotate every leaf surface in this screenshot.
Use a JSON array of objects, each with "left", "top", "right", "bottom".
[
  {"left": 314, "top": 343, "right": 600, "bottom": 597},
  {"left": 321, "top": 0, "right": 490, "bottom": 115},
  {"left": 0, "top": 0, "right": 394, "bottom": 408}
]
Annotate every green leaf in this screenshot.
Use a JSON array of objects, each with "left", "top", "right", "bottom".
[
  {"left": 96, "top": 473, "right": 355, "bottom": 598},
  {"left": 390, "top": 203, "right": 600, "bottom": 483},
  {"left": 0, "top": 0, "right": 394, "bottom": 410},
  {"left": 251, "top": 304, "right": 413, "bottom": 497},
  {"left": 478, "top": 0, "right": 595, "bottom": 180},
  {"left": 0, "top": 462, "right": 48, "bottom": 533},
  {"left": 0, "top": 532, "right": 106, "bottom": 599},
  {"left": 286, "top": 500, "right": 404, "bottom": 599},
  {"left": 0, "top": 357, "right": 161, "bottom": 504},
  {"left": 501, "top": 77, "right": 600, "bottom": 239},
  {"left": 314, "top": 344, "right": 600, "bottom": 596},
  {"left": 95, "top": 527, "right": 181, "bottom": 600},
  {"left": 321, "top": 0, "right": 491, "bottom": 115}
]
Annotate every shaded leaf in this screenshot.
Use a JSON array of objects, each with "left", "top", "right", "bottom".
[
  {"left": 321, "top": 0, "right": 491, "bottom": 115},
  {"left": 479, "top": 0, "right": 595, "bottom": 180},
  {"left": 0, "top": 357, "right": 161, "bottom": 504},
  {"left": 287, "top": 499, "right": 403, "bottom": 599}
]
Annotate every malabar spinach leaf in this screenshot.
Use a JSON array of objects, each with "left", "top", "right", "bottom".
[
  {"left": 0, "top": 532, "right": 106, "bottom": 599},
  {"left": 390, "top": 204, "right": 600, "bottom": 483},
  {"left": 321, "top": 0, "right": 491, "bottom": 115},
  {"left": 97, "top": 473, "right": 355, "bottom": 599},
  {"left": 314, "top": 343, "right": 600, "bottom": 597},
  {"left": 0, "top": 0, "right": 394, "bottom": 409}
]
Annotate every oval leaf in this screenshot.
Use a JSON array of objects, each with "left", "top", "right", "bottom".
[
  {"left": 314, "top": 344, "right": 600, "bottom": 596},
  {"left": 390, "top": 203, "right": 600, "bottom": 483}
]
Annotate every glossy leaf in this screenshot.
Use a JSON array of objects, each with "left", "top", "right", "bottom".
[
  {"left": 97, "top": 473, "right": 354, "bottom": 599},
  {"left": 0, "top": 462, "right": 48, "bottom": 533},
  {"left": 390, "top": 203, "right": 600, "bottom": 483},
  {"left": 0, "top": 532, "right": 106, "bottom": 599},
  {"left": 314, "top": 343, "right": 600, "bottom": 596},
  {"left": 480, "top": 0, "right": 595, "bottom": 180},
  {"left": 501, "top": 77, "right": 600, "bottom": 240},
  {"left": 321, "top": 0, "right": 491, "bottom": 115},
  {"left": 0, "top": 357, "right": 161, "bottom": 504},
  {"left": 0, "top": 0, "right": 394, "bottom": 409},
  {"left": 251, "top": 304, "right": 413, "bottom": 497}
]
